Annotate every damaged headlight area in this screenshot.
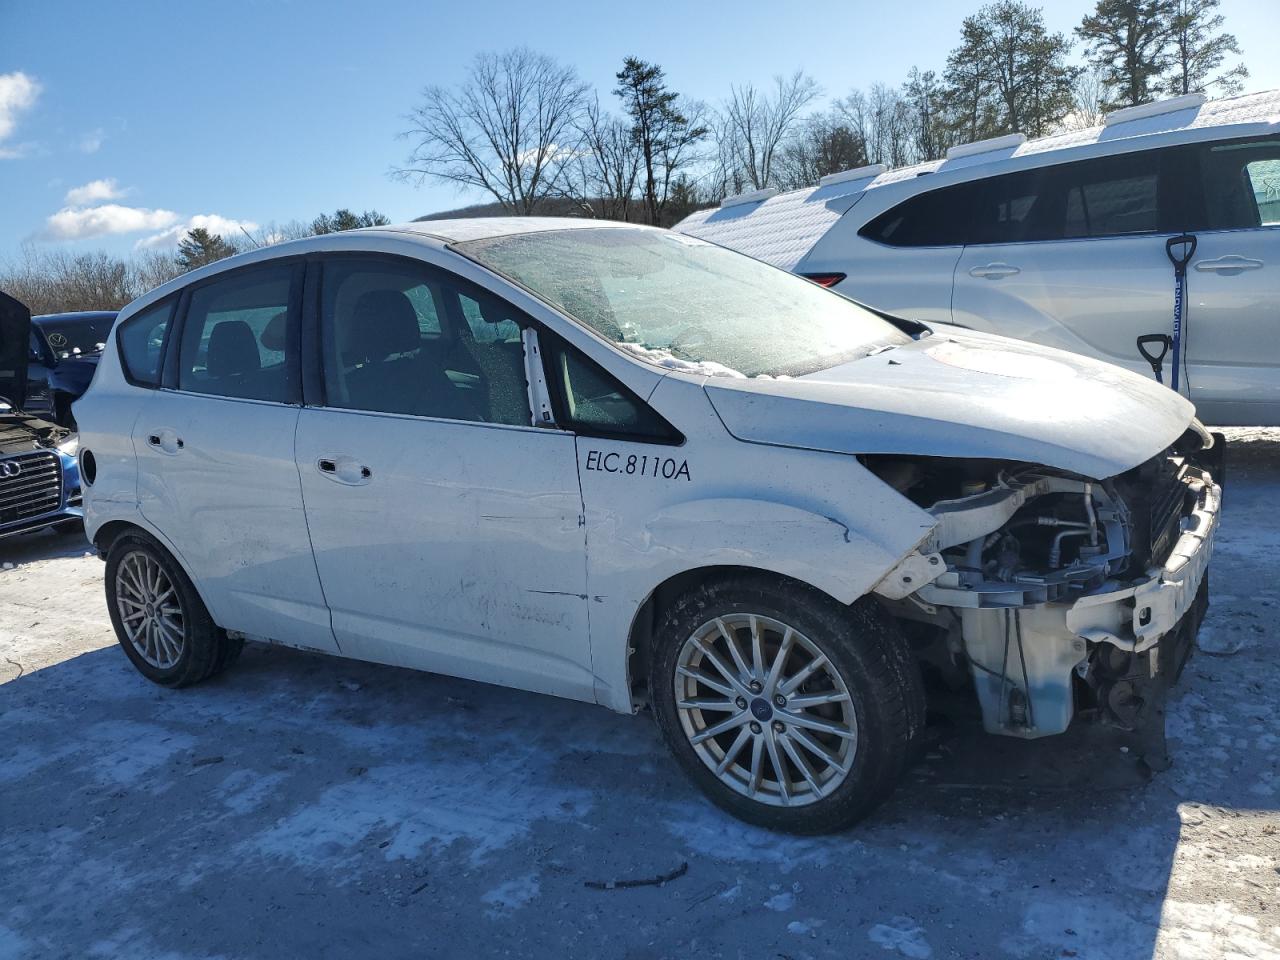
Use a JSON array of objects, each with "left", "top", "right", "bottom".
[{"left": 866, "top": 438, "right": 1220, "bottom": 764}]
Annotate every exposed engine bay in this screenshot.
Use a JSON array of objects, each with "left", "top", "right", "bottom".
[{"left": 865, "top": 425, "right": 1221, "bottom": 767}]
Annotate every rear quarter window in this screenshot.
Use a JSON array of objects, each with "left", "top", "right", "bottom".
[{"left": 117, "top": 300, "right": 174, "bottom": 387}]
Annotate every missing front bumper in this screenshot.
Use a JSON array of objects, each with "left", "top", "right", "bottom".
[{"left": 956, "top": 468, "right": 1220, "bottom": 741}]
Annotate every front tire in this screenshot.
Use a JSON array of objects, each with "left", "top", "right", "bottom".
[
  {"left": 650, "top": 576, "right": 923, "bottom": 834},
  {"left": 105, "top": 534, "right": 242, "bottom": 687}
]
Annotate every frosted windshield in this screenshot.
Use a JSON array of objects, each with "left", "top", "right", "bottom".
[{"left": 459, "top": 229, "right": 908, "bottom": 378}]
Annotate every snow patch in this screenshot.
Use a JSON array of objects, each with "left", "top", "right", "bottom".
[
  {"left": 614, "top": 342, "right": 747, "bottom": 379},
  {"left": 764, "top": 892, "right": 794, "bottom": 911},
  {"left": 482, "top": 873, "right": 540, "bottom": 917},
  {"left": 868, "top": 916, "right": 932, "bottom": 958}
]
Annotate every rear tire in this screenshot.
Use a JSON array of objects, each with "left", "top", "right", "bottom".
[
  {"left": 105, "top": 533, "right": 241, "bottom": 687},
  {"left": 649, "top": 575, "right": 924, "bottom": 834}
]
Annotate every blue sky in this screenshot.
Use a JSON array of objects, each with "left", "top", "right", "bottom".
[{"left": 1, "top": 0, "right": 1275, "bottom": 259}]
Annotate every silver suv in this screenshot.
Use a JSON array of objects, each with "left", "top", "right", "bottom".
[{"left": 676, "top": 90, "right": 1280, "bottom": 426}]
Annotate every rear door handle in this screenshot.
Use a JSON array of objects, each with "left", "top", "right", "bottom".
[
  {"left": 147, "top": 430, "right": 183, "bottom": 455},
  {"left": 316, "top": 456, "right": 372, "bottom": 485},
  {"left": 968, "top": 262, "right": 1021, "bottom": 279},
  {"left": 1194, "top": 255, "right": 1262, "bottom": 275}
]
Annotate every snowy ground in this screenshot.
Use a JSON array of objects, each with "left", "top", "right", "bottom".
[{"left": 1, "top": 433, "right": 1278, "bottom": 960}]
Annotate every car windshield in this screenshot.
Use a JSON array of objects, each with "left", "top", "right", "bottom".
[
  {"left": 458, "top": 228, "right": 908, "bottom": 378},
  {"left": 37, "top": 316, "right": 112, "bottom": 358}
]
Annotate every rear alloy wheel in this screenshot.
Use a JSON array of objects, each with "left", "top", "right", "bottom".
[
  {"left": 115, "top": 550, "right": 186, "bottom": 669},
  {"left": 674, "top": 614, "right": 857, "bottom": 806},
  {"left": 651, "top": 577, "right": 923, "bottom": 833},
  {"left": 105, "top": 534, "right": 243, "bottom": 687}
]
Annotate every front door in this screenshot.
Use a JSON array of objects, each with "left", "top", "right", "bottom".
[
  {"left": 133, "top": 260, "right": 336, "bottom": 652},
  {"left": 1179, "top": 136, "right": 1280, "bottom": 425},
  {"left": 295, "top": 255, "right": 594, "bottom": 701}
]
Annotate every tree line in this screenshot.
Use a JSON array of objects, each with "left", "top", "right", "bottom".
[
  {"left": 399, "top": 0, "right": 1249, "bottom": 225},
  {"left": 1, "top": 209, "right": 390, "bottom": 315},
  {"left": 2, "top": 0, "right": 1250, "bottom": 313}
]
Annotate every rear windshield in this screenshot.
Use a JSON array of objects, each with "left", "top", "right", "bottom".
[
  {"left": 458, "top": 228, "right": 907, "bottom": 378},
  {"left": 37, "top": 316, "right": 113, "bottom": 358}
]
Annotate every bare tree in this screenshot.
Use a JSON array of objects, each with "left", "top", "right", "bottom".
[
  {"left": 564, "top": 97, "right": 644, "bottom": 221},
  {"left": 903, "top": 68, "right": 954, "bottom": 161},
  {"left": 719, "top": 71, "right": 821, "bottom": 190},
  {"left": 838, "top": 84, "right": 914, "bottom": 167},
  {"left": 1064, "top": 66, "right": 1110, "bottom": 129},
  {"left": 399, "top": 48, "right": 589, "bottom": 214},
  {"left": 0, "top": 246, "right": 183, "bottom": 314},
  {"left": 777, "top": 114, "right": 868, "bottom": 189}
]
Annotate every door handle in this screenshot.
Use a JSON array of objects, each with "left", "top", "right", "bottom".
[
  {"left": 316, "top": 456, "right": 372, "bottom": 485},
  {"left": 147, "top": 430, "right": 183, "bottom": 455},
  {"left": 1194, "top": 255, "right": 1262, "bottom": 275},
  {"left": 968, "top": 262, "right": 1021, "bottom": 279}
]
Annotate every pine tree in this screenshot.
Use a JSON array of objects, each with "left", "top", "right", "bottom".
[
  {"left": 1077, "top": 0, "right": 1178, "bottom": 108},
  {"left": 175, "top": 228, "right": 236, "bottom": 272},
  {"left": 1164, "top": 0, "right": 1248, "bottom": 97},
  {"left": 311, "top": 209, "right": 392, "bottom": 235},
  {"left": 614, "top": 58, "right": 707, "bottom": 225}
]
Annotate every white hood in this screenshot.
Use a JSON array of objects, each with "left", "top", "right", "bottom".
[{"left": 703, "top": 328, "right": 1195, "bottom": 479}]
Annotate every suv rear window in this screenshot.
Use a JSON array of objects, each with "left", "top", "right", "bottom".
[{"left": 859, "top": 181, "right": 978, "bottom": 247}]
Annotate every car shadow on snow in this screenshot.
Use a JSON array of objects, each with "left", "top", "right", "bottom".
[
  {"left": 0, "top": 436, "right": 1277, "bottom": 959},
  {"left": 0, "top": 522, "right": 91, "bottom": 568}
]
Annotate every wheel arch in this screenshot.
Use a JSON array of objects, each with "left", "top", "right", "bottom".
[
  {"left": 624, "top": 564, "right": 850, "bottom": 709},
  {"left": 93, "top": 519, "right": 222, "bottom": 625}
]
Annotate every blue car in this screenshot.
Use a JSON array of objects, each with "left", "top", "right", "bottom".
[
  {"left": 0, "top": 292, "right": 85, "bottom": 538},
  {"left": 27, "top": 310, "right": 115, "bottom": 428}
]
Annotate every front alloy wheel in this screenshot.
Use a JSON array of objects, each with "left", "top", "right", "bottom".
[
  {"left": 675, "top": 614, "right": 857, "bottom": 806},
  {"left": 651, "top": 577, "right": 923, "bottom": 833}
]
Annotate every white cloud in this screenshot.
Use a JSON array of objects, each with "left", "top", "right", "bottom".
[
  {"left": 79, "top": 128, "right": 105, "bottom": 154},
  {"left": 41, "top": 204, "right": 180, "bottom": 241},
  {"left": 136, "top": 214, "right": 260, "bottom": 249},
  {"left": 0, "top": 72, "right": 40, "bottom": 156},
  {"left": 64, "top": 178, "right": 126, "bottom": 206}
]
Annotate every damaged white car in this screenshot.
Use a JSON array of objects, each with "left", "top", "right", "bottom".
[{"left": 77, "top": 219, "right": 1219, "bottom": 833}]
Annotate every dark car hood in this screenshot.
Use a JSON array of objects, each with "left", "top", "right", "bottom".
[
  {"left": 702, "top": 328, "right": 1196, "bottom": 480},
  {"left": 0, "top": 291, "right": 30, "bottom": 412}
]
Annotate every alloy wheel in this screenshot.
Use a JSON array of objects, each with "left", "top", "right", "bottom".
[
  {"left": 673, "top": 613, "right": 857, "bottom": 807},
  {"left": 115, "top": 550, "right": 185, "bottom": 669}
]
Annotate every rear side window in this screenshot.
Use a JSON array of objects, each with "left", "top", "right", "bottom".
[
  {"left": 1059, "top": 153, "right": 1160, "bottom": 238},
  {"left": 1193, "top": 138, "right": 1280, "bottom": 230},
  {"left": 117, "top": 299, "right": 174, "bottom": 387},
  {"left": 859, "top": 181, "right": 978, "bottom": 247},
  {"left": 972, "top": 167, "right": 1064, "bottom": 243},
  {"left": 541, "top": 333, "right": 681, "bottom": 444},
  {"left": 177, "top": 264, "right": 296, "bottom": 402}
]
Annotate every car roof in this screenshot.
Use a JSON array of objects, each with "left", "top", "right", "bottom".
[
  {"left": 117, "top": 217, "right": 655, "bottom": 320},
  {"left": 673, "top": 88, "right": 1280, "bottom": 269}
]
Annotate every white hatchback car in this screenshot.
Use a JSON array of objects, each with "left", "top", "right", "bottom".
[
  {"left": 675, "top": 90, "right": 1280, "bottom": 427},
  {"left": 77, "top": 219, "right": 1219, "bottom": 832}
]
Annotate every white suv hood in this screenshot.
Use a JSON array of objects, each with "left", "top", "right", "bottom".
[{"left": 703, "top": 328, "right": 1195, "bottom": 479}]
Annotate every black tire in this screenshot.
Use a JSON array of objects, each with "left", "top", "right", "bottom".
[
  {"left": 104, "top": 532, "right": 241, "bottom": 687},
  {"left": 649, "top": 575, "right": 925, "bottom": 834}
]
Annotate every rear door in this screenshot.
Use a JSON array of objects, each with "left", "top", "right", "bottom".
[
  {"left": 133, "top": 259, "right": 336, "bottom": 652},
  {"left": 294, "top": 254, "right": 595, "bottom": 701},
  {"left": 1179, "top": 136, "right": 1280, "bottom": 425},
  {"left": 952, "top": 149, "right": 1185, "bottom": 387}
]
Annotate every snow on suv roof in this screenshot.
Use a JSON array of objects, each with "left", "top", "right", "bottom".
[{"left": 673, "top": 89, "right": 1280, "bottom": 269}]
